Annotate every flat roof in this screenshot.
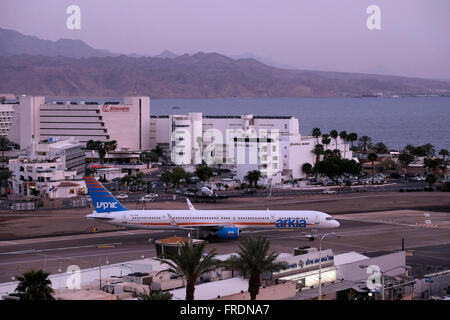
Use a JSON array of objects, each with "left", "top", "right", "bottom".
[
  {"left": 170, "top": 277, "right": 249, "bottom": 300},
  {"left": 334, "top": 252, "right": 369, "bottom": 266},
  {"left": 155, "top": 236, "right": 205, "bottom": 245},
  {"left": 151, "top": 115, "right": 293, "bottom": 119}
]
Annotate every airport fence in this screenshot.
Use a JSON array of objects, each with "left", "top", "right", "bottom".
[{"left": 0, "top": 197, "right": 91, "bottom": 211}]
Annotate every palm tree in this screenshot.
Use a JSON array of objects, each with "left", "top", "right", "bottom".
[
  {"left": 0, "top": 136, "right": 11, "bottom": 168},
  {"left": 422, "top": 143, "right": 435, "bottom": 158},
  {"left": 244, "top": 170, "right": 262, "bottom": 188},
  {"left": 301, "top": 163, "right": 313, "bottom": 179},
  {"left": 104, "top": 140, "right": 118, "bottom": 163},
  {"left": 86, "top": 140, "right": 102, "bottom": 164},
  {"left": 0, "top": 169, "right": 12, "bottom": 196},
  {"left": 332, "top": 149, "right": 341, "bottom": 159},
  {"left": 358, "top": 136, "right": 372, "bottom": 153},
  {"left": 398, "top": 152, "right": 415, "bottom": 176},
  {"left": 154, "top": 241, "right": 220, "bottom": 300},
  {"left": 15, "top": 269, "right": 55, "bottom": 300},
  {"left": 136, "top": 288, "right": 173, "bottom": 300},
  {"left": 339, "top": 131, "right": 348, "bottom": 157},
  {"left": 373, "top": 142, "right": 389, "bottom": 154},
  {"left": 312, "top": 128, "right": 321, "bottom": 144},
  {"left": 312, "top": 144, "right": 324, "bottom": 167},
  {"left": 330, "top": 130, "right": 338, "bottom": 149},
  {"left": 321, "top": 134, "right": 331, "bottom": 150},
  {"left": 224, "top": 237, "right": 287, "bottom": 300},
  {"left": 368, "top": 153, "right": 378, "bottom": 184},
  {"left": 152, "top": 145, "right": 165, "bottom": 158},
  {"left": 438, "top": 149, "right": 448, "bottom": 161},
  {"left": 142, "top": 151, "right": 158, "bottom": 168},
  {"left": 347, "top": 132, "right": 358, "bottom": 151}
]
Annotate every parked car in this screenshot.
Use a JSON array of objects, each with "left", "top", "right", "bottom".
[
  {"left": 241, "top": 188, "right": 257, "bottom": 195},
  {"left": 140, "top": 193, "right": 159, "bottom": 202},
  {"left": 115, "top": 193, "right": 129, "bottom": 200},
  {"left": 322, "top": 189, "right": 337, "bottom": 194}
]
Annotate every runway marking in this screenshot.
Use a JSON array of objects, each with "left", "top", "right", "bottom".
[
  {"left": 0, "top": 243, "right": 122, "bottom": 255},
  {"left": 97, "top": 245, "right": 115, "bottom": 248},
  {"left": 335, "top": 216, "right": 447, "bottom": 229},
  {"left": 0, "top": 241, "right": 17, "bottom": 245},
  {"left": 0, "top": 248, "right": 157, "bottom": 266}
]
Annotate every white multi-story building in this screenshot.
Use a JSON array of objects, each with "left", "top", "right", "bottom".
[
  {"left": 8, "top": 96, "right": 150, "bottom": 151},
  {"left": 8, "top": 138, "right": 86, "bottom": 197},
  {"left": 150, "top": 112, "right": 352, "bottom": 182},
  {"left": 0, "top": 103, "right": 14, "bottom": 137}
]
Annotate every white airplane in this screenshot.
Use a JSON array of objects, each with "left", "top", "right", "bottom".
[{"left": 84, "top": 177, "right": 340, "bottom": 239}]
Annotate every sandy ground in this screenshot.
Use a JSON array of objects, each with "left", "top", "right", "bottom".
[{"left": 0, "top": 191, "right": 449, "bottom": 240}]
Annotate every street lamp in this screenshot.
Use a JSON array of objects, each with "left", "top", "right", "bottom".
[
  {"left": 359, "top": 265, "right": 409, "bottom": 300},
  {"left": 318, "top": 232, "right": 341, "bottom": 300}
]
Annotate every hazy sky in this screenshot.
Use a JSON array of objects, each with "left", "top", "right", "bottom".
[{"left": 1, "top": 0, "right": 449, "bottom": 79}]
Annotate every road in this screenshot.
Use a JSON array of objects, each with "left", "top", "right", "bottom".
[{"left": 0, "top": 214, "right": 449, "bottom": 283}]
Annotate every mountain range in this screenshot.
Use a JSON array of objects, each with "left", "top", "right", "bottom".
[{"left": 0, "top": 27, "right": 448, "bottom": 98}]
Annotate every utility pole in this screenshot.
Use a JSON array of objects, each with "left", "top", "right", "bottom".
[{"left": 318, "top": 232, "right": 340, "bottom": 300}]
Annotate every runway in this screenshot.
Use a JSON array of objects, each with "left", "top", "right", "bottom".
[{"left": 1, "top": 210, "right": 449, "bottom": 283}]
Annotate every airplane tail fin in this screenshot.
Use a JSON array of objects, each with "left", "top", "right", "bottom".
[{"left": 84, "top": 176, "right": 128, "bottom": 213}]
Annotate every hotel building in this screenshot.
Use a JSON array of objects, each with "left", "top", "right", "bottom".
[
  {"left": 150, "top": 112, "right": 352, "bottom": 181},
  {"left": 8, "top": 96, "right": 150, "bottom": 151}
]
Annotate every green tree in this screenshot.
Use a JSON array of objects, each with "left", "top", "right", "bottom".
[
  {"left": 152, "top": 145, "right": 165, "bottom": 158},
  {"left": 323, "top": 149, "right": 333, "bottom": 159},
  {"left": 377, "top": 159, "right": 396, "bottom": 174},
  {"left": 368, "top": 153, "right": 378, "bottom": 184},
  {"left": 224, "top": 237, "right": 287, "bottom": 300},
  {"left": 422, "top": 143, "right": 435, "bottom": 158},
  {"left": 332, "top": 149, "right": 342, "bottom": 159},
  {"left": 339, "top": 131, "right": 348, "bottom": 157},
  {"left": 410, "top": 145, "right": 427, "bottom": 157},
  {"left": 85, "top": 140, "right": 102, "bottom": 164},
  {"left": 330, "top": 130, "right": 338, "bottom": 149},
  {"left": 136, "top": 288, "right": 173, "bottom": 300},
  {"left": 398, "top": 152, "right": 415, "bottom": 175},
  {"left": 358, "top": 136, "right": 372, "bottom": 153},
  {"left": 121, "top": 175, "right": 133, "bottom": 185},
  {"left": 438, "top": 149, "right": 449, "bottom": 161},
  {"left": 373, "top": 142, "right": 389, "bottom": 154},
  {"left": 301, "top": 163, "right": 313, "bottom": 179},
  {"left": 0, "top": 136, "right": 11, "bottom": 168},
  {"left": 244, "top": 170, "right": 262, "bottom": 188},
  {"left": 195, "top": 165, "right": 214, "bottom": 182},
  {"left": 0, "top": 169, "right": 12, "bottom": 196},
  {"left": 15, "top": 269, "right": 55, "bottom": 300},
  {"left": 312, "top": 128, "right": 321, "bottom": 144},
  {"left": 424, "top": 158, "right": 444, "bottom": 176},
  {"left": 347, "top": 132, "right": 358, "bottom": 151},
  {"left": 314, "top": 158, "right": 362, "bottom": 185},
  {"left": 321, "top": 134, "right": 331, "bottom": 150},
  {"left": 312, "top": 144, "right": 324, "bottom": 167},
  {"left": 154, "top": 241, "right": 220, "bottom": 301},
  {"left": 142, "top": 151, "right": 159, "bottom": 168},
  {"left": 426, "top": 174, "right": 436, "bottom": 188},
  {"left": 171, "top": 167, "right": 189, "bottom": 187},
  {"left": 104, "top": 140, "right": 118, "bottom": 163}
]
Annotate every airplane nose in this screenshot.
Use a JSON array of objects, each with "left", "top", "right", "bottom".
[{"left": 334, "top": 220, "right": 340, "bottom": 228}]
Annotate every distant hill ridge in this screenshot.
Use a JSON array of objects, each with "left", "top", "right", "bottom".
[{"left": 0, "top": 28, "right": 448, "bottom": 98}]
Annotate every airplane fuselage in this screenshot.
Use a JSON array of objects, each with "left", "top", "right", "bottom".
[{"left": 87, "top": 209, "right": 340, "bottom": 231}]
